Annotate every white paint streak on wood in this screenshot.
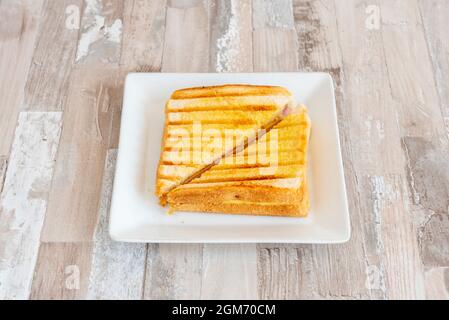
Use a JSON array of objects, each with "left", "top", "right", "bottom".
[
  {"left": 258, "top": 0, "right": 368, "bottom": 300},
  {"left": 0, "top": 112, "right": 62, "bottom": 299},
  {"left": 424, "top": 268, "right": 449, "bottom": 300},
  {"left": 201, "top": 245, "right": 257, "bottom": 299},
  {"left": 76, "top": 0, "right": 123, "bottom": 64},
  {"left": 210, "top": 0, "right": 252, "bottom": 72},
  {"left": 201, "top": 0, "right": 257, "bottom": 300},
  {"left": 253, "top": 0, "right": 294, "bottom": 30},
  {"left": 367, "top": 176, "right": 395, "bottom": 297},
  {"left": 253, "top": 0, "right": 297, "bottom": 72},
  {"left": 86, "top": 149, "right": 146, "bottom": 299},
  {"left": 334, "top": 0, "right": 426, "bottom": 299},
  {"left": 214, "top": 0, "right": 240, "bottom": 72},
  {"left": 142, "top": 0, "right": 208, "bottom": 300}
]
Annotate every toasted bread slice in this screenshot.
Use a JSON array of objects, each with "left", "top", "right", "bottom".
[
  {"left": 165, "top": 107, "right": 311, "bottom": 217},
  {"left": 155, "top": 84, "right": 295, "bottom": 201}
]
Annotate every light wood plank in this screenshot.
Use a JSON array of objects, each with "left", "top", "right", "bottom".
[
  {"left": 418, "top": 0, "right": 449, "bottom": 140},
  {"left": 417, "top": 0, "right": 449, "bottom": 275},
  {"left": 380, "top": 0, "right": 446, "bottom": 139},
  {"left": 209, "top": 0, "right": 253, "bottom": 72},
  {"left": 334, "top": 0, "right": 425, "bottom": 299},
  {"left": 161, "top": 1, "right": 210, "bottom": 72},
  {"left": 24, "top": 0, "right": 82, "bottom": 111},
  {"left": 253, "top": 28, "right": 298, "bottom": 72},
  {"left": 201, "top": 245, "right": 257, "bottom": 299},
  {"left": 253, "top": 0, "right": 295, "bottom": 30},
  {"left": 145, "top": 244, "right": 202, "bottom": 299},
  {"left": 202, "top": 0, "right": 258, "bottom": 300},
  {"left": 380, "top": 1, "right": 448, "bottom": 276},
  {"left": 86, "top": 150, "right": 147, "bottom": 299},
  {"left": 121, "top": 0, "right": 167, "bottom": 71},
  {"left": 256, "top": 0, "right": 424, "bottom": 300},
  {"left": 258, "top": 246, "right": 317, "bottom": 299},
  {"left": 0, "top": 0, "right": 44, "bottom": 154},
  {"left": 0, "top": 112, "right": 62, "bottom": 299},
  {"left": 144, "top": 0, "right": 209, "bottom": 299},
  {"left": 30, "top": 243, "right": 92, "bottom": 300},
  {"left": 256, "top": 0, "right": 368, "bottom": 300},
  {"left": 75, "top": 0, "right": 124, "bottom": 65},
  {"left": 253, "top": 0, "right": 297, "bottom": 72},
  {"left": 41, "top": 68, "right": 124, "bottom": 242},
  {"left": 424, "top": 268, "right": 449, "bottom": 300}
]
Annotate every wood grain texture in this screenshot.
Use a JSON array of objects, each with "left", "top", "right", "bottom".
[
  {"left": 0, "top": 157, "right": 6, "bottom": 195},
  {"left": 76, "top": 0, "right": 124, "bottom": 65},
  {"left": 202, "top": 0, "right": 258, "bottom": 300},
  {"left": 161, "top": 0, "right": 210, "bottom": 72},
  {"left": 256, "top": 0, "right": 425, "bottom": 300},
  {"left": 143, "top": 0, "right": 208, "bottom": 299},
  {"left": 24, "top": 0, "right": 81, "bottom": 111},
  {"left": 145, "top": 244, "right": 202, "bottom": 299},
  {"left": 255, "top": 0, "right": 370, "bottom": 300},
  {"left": 201, "top": 245, "right": 257, "bottom": 299},
  {"left": 417, "top": 0, "right": 449, "bottom": 271},
  {"left": 86, "top": 150, "right": 147, "bottom": 299},
  {"left": 379, "top": 1, "right": 448, "bottom": 278},
  {"left": 0, "top": 0, "right": 448, "bottom": 300},
  {"left": 0, "top": 0, "right": 43, "bottom": 154},
  {"left": 121, "top": 0, "right": 167, "bottom": 71},
  {"left": 253, "top": 0, "right": 295, "bottom": 30},
  {"left": 335, "top": 0, "right": 425, "bottom": 299},
  {"left": 418, "top": 0, "right": 449, "bottom": 141},
  {"left": 209, "top": 0, "right": 253, "bottom": 72},
  {"left": 0, "top": 112, "right": 62, "bottom": 299},
  {"left": 253, "top": 0, "right": 297, "bottom": 72},
  {"left": 424, "top": 268, "right": 449, "bottom": 300},
  {"left": 30, "top": 242, "right": 93, "bottom": 300},
  {"left": 41, "top": 68, "right": 124, "bottom": 242}
]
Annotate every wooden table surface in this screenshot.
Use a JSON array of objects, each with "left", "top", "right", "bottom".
[{"left": 0, "top": 0, "right": 448, "bottom": 300}]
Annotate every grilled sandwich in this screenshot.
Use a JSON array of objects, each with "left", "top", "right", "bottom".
[{"left": 155, "top": 84, "right": 311, "bottom": 217}]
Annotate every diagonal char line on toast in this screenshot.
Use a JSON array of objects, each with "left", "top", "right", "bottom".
[
  {"left": 165, "top": 106, "right": 311, "bottom": 217},
  {"left": 156, "top": 84, "right": 297, "bottom": 203},
  {"left": 158, "top": 101, "right": 293, "bottom": 205}
]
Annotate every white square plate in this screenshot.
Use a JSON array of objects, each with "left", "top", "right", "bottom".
[{"left": 109, "top": 73, "right": 350, "bottom": 243}]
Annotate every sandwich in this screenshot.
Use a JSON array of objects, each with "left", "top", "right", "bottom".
[{"left": 155, "top": 84, "right": 311, "bottom": 217}]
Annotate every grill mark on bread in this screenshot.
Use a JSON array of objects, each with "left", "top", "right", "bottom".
[
  {"left": 168, "top": 105, "right": 279, "bottom": 112},
  {"left": 188, "top": 175, "right": 300, "bottom": 184},
  {"left": 170, "top": 84, "right": 292, "bottom": 99},
  {"left": 168, "top": 120, "right": 256, "bottom": 125},
  {"left": 160, "top": 162, "right": 306, "bottom": 173},
  {"left": 163, "top": 137, "right": 308, "bottom": 152},
  {"left": 165, "top": 129, "right": 307, "bottom": 140},
  {"left": 166, "top": 122, "right": 305, "bottom": 132}
]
